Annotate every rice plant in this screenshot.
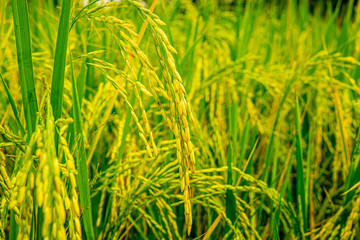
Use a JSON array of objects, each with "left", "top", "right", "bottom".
[{"left": 0, "top": 0, "right": 360, "bottom": 239}]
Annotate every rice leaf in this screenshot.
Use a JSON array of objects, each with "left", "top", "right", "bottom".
[
  {"left": 70, "top": 51, "right": 95, "bottom": 239},
  {"left": 295, "top": 93, "right": 307, "bottom": 236},
  {"left": 0, "top": 73, "right": 25, "bottom": 137},
  {"left": 11, "top": 0, "right": 38, "bottom": 136},
  {"left": 50, "top": 0, "right": 72, "bottom": 130}
]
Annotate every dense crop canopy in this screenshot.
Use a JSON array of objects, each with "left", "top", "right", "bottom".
[{"left": 0, "top": 0, "right": 360, "bottom": 239}]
